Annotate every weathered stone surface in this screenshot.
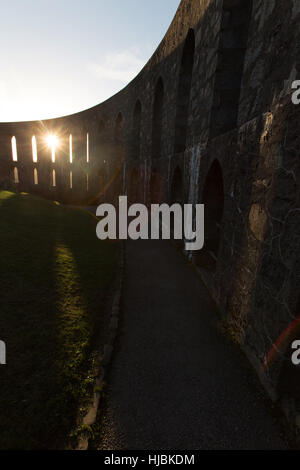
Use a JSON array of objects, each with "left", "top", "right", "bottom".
[
  {"left": 0, "top": 0, "right": 299, "bottom": 434},
  {"left": 249, "top": 204, "right": 268, "bottom": 241}
]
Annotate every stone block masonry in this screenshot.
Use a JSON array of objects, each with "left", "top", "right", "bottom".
[{"left": 0, "top": 0, "right": 299, "bottom": 437}]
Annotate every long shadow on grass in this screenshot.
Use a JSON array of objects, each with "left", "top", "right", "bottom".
[
  {"left": 0, "top": 192, "right": 116, "bottom": 449},
  {"left": 0, "top": 192, "right": 59, "bottom": 448}
]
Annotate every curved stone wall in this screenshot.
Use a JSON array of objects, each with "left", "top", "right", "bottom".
[{"left": 1, "top": 0, "right": 300, "bottom": 427}]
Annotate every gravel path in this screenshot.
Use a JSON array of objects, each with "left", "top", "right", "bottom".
[{"left": 98, "top": 239, "right": 286, "bottom": 450}]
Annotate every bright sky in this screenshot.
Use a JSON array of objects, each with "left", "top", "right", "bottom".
[{"left": 0, "top": 0, "right": 180, "bottom": 122}]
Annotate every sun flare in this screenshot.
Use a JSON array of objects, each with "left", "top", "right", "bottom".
[
  {"left": 46, "top": 134, "right": 59, "bottom": 163},
  {"left": 46, "top": 134, "right": 58, "bottom": 149}
]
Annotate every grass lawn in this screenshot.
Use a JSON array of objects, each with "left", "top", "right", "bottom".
[{"left": 0, "top": 191, "right": 117, "bottom": 449}]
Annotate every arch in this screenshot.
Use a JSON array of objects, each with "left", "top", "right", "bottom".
[
  {"left": 196, "top": 160, "right": 224, "bottom": 270},
  {"left": 13, "top": 167, "right": 19, "bottom": 184},
  {"left": 202, "top": 160, "right": 224, "bottom": 254},
  {"left": 170, "top": 166, "right": 183, "bottom": 204},
  {"left": 49, "top": 138, "right": 56, "bottom": 163},
  {"left": 115, "top": 112, "right": 123, "bottom": 142},
  {"left": 32, "top": 136, "right": 38, "bottom": 162},
  {"left": 149, "top": 169, "right": 163, "bottom": 204},
  {"left": 33, "top": 168, "right": 38, "bottom": 185},
  {"left": 152, "top": 78, "right": 164, "bottom": 160},
  {"left": 99, "top": 119, "right": 105, "bottom": 134},
  {"left": 129, "top": 168, "right": 139, "bottom": 203},
  {"left": 52, "top": 169, "right": 56, "bottom": 188},
  {"left": 170, "top": 166, "right": 184, "bottom": 244},
  {"left": 174, "top": 29, "right": 195, "bottom": 154},
  {"left": 69, "top": 134, "right": 73, "bottom": 163},
  {"left": 98, "top": 167, "right": 107, "bottom": 189},
  {"left": 132, "top": 100, "right": 142, "bottom": 160},
  {"left": 86, "top": 132, "right": 90, "bottom": 163},
  {"left": 11, "top": 136, "right": 18, "bottom": 162},
  {"left": 210, "top": 0, "right": 253, "bottom": 137}
]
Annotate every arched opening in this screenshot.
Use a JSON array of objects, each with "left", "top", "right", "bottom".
[
  {"left": 95, "top": 166, "right": 108, "bottom": 203},
  {"left": 33, "top": 168, "right": 38, "bottom": 185},
  {"left": 152, "top": 78, "right": 164, "bottom": 160},
  {"left": 149, "top": 169, "right": 163, "bottom": 205},
  {"left": 46, "top": 134, "right": 57, "bottom": 163},
  {"left": 170, "top": 166, "right": 183, "bottom": 204},
  {"left": 115, "top": 112, "right": 123, "bottom": 142},
  {"left": 129, "top": 168, "right": 139, "bottom": 203},
  {"left": 196, "top": 160, "right": 224, "bottom": 270},
  {"left": 174, "top": 29, "right": 195, "bottom": 154},
  {"left": 98, "top": 167, "right": 107, "bottom": 192},
  {"left": 32, "top": 136, "right": 38, "bottom": 162},
  {"left": 132, "top": 100, "right": 142, "bottom": 160},
  {"left": 11, "top": 136, "right": 18, "bottom": 162},
  {"left": 69, "top": 134, "right": 73, "bottom": 163},
  {"left": 99, "top": 120, "right": 105, "bottom": 135},
  {"left": 13, "top": 167, "right": 19, "bottom": 184},
  {"left": 52, "top": 169, "right": 56, "bottom": 188},
  {"left": 86, "top": 133, "right": 90, "bottom": 163},
  {"left": 210, "top": 0, "right": 253, "bottom": 137},
  {"left": 170, "top": 167, "right": 184, "bottom": 245}
]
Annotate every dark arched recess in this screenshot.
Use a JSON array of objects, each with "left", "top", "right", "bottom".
[
  {"left": 152, "top": 78, "right": 164, "bottom": 160},
  {"left": 174, "top": 29, "right": 195, "bottom": 154},
  {"left": 210, "top": 0, "right": 253, "bottom": 137},
  {"left": 132, "top": 100, "right": 142, "bottom": 160},
  {"left": 195, "top": 160, "right": 224, "bottom": 270}
]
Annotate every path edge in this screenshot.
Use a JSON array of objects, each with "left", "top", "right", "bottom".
[{"left": 76, "top": 241, "right": 125, "bottom": 451}]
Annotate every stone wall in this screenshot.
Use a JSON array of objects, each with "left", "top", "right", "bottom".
[{"left": 0, "top": 0, "right": 299, "bottom": 432}]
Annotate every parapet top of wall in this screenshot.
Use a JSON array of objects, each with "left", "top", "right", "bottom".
[
  {"left": 144, "top": 0, "right": 211, "bottom": 68},
  {"left": 1, "top": 0, "right": 299, "bottom": 148}
]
